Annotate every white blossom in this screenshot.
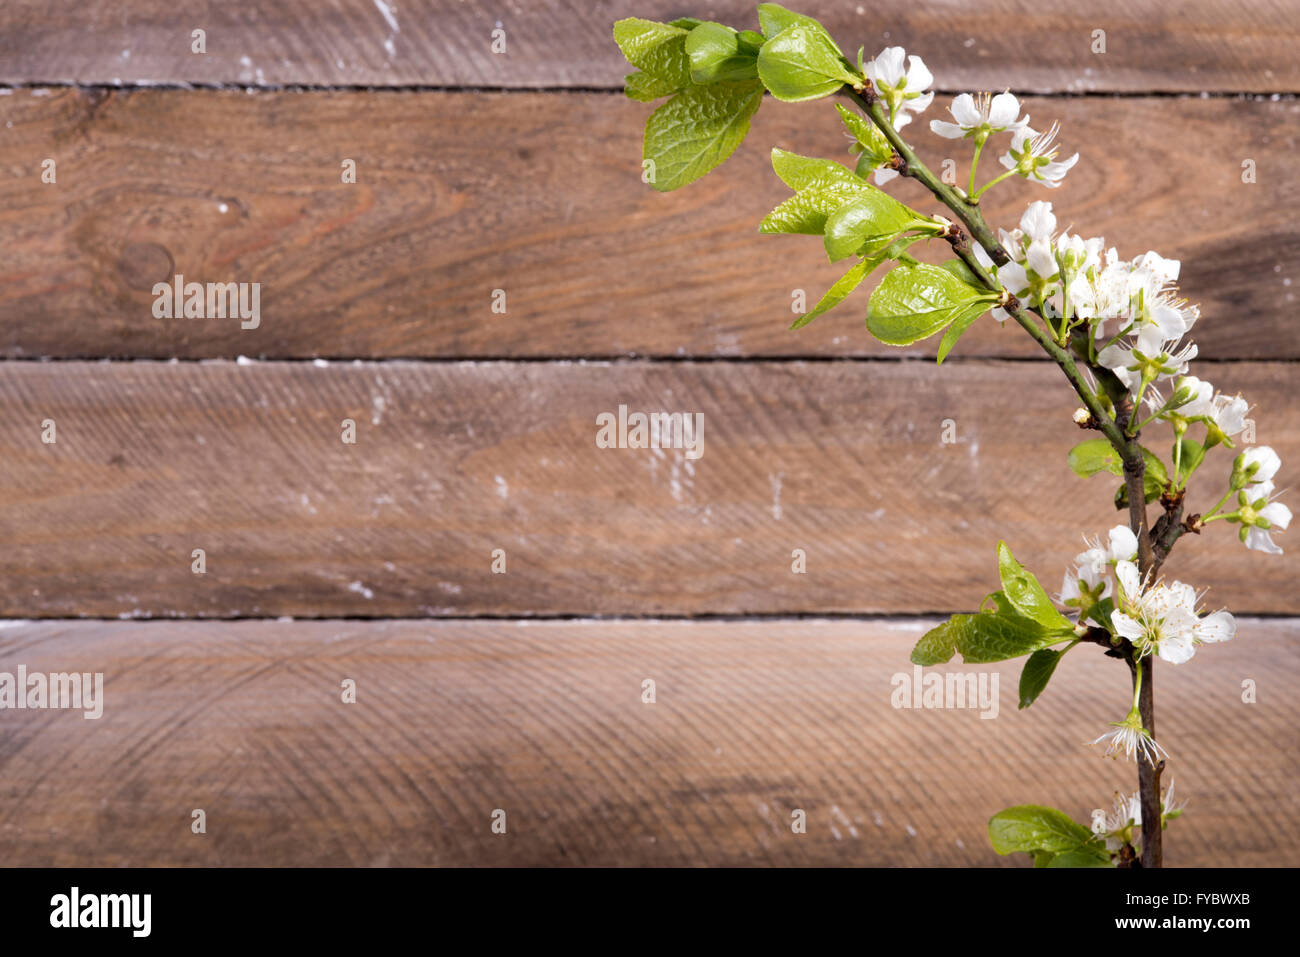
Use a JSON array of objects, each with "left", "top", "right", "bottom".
[
  {"left": 930, "top": 91, "right": 1027, "bottom": 139},
  {"left": 1234, "top": 453, "right": 1291, "bottom": 554},
  {"left": 1110, "top": 560, "right": 1235, "bottom": 664},
  {"left": 1240, "top": 445, "right": 1281, "bottom": 487},
  {"left": 1092, "top": 711, "right": 1168, "bottom": 766},
  {"left": 1098, "top": 326, "right": 1198, "bottom": 396},
  {"left": 866, "top": 47, "right": 933, "bottom": 129},
  {"left": 999, "top": 122, "right": 1079, "bottom": 187}
]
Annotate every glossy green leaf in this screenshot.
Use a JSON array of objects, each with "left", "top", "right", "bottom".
[
  {"left": 939, "top": 259, "right": 982, "bottom": 285},
  {"left": 624, "top": 70, "right": 681, "bottom": 102},
  {"left": 834, "top": 102, "right": 893, "bottom": 168},
  {"left": 790, "top": 258, "right": 871, "bottom": 330},
  {"left": 910, "top": 617, "right": 963, "bottom": 666},
  {"left": 998, "top": 541, "right": 1073, "bottom": 632},
  {"left": 1018, "top": 648, "right": 1062, "bottom": 709},
  {"left": 934, "top": 300, "right": 991, "bottom": 364},
  {"left": 685, "top": 21, "right": 760, "bottom": 83},
  {"left": 952, "top": 612, "right": 1053, "bottom": 664},
  {"left": 643, "top": 81, "right": 764, "bottom": 192},
  {"left": 756, "top": 2, "right": 819, "bottom": 37},
  {"left": 769, "top": 148, "right": 861, "bottom": 191},
  {"left": 1175, "top": 437, "right": 1206, "bottom": 484},
  {"left": 989, "top": 805, "right": 1096, "bottom": 856},
  {"left": 1048, "top": 847, "right": 1115, "bottom": 868},
  {"left": 822, "top": 192, "right": 929, "bottom": 263},
  {"left": 1067, "top": 438, "right": 1124, "bottom": 478},
  {"left": 1070, "top": 438, "right": 1169, "bottom": 502},
  {"left": 866, "top": 263, "right": 997, "bottom": 346},
  {"left": 757, "top": 23, "right": 859, "bottom": 102},
  {"left": 792, "top": 234, "right": 929, "bottom": 329},
  {"left": 613, "top": 18, "right": 692, "bottom": 92}
]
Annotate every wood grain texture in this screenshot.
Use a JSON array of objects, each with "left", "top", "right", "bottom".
[
  {"left": 0, "top": 89, "right": 1296, "bottom": 360},
  {"left": 0, "top": 618, "right": 1294, "bottom": 867},
  {"left": 0, "top": 1, "right": 1295, "bottom": 92},
  {"left": 0, "top": 360, "right": 1295, "bottom": 618}
]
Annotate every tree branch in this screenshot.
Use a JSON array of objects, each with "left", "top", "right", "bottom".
[{"left": 845, "top": 83, "right": 1172, "bottom": 866}]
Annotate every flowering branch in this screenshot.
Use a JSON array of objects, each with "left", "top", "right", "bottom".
[{"left": 614, "top": 2, "right": 1286, "bottom": 868}]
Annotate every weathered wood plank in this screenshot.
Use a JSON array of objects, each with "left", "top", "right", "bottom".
[
  {"left": 0, "top": 1, "right": 1295, "bottom": 92},
  {"left": 0, "top": 89, "right": 1295, "bottom": 360},
  {"left": 0, "top": 360, "right": 1294, "bottom": 617},
  {"left": 1, "top": 618, "right": 1294, "bottom": 866}
]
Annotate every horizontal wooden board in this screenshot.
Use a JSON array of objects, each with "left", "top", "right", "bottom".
[
  {"left": 0, "top": 1, "right": 1295, "bottom": 92},
  {"left": 1, "top": 617, "right": 1295, "bottom": 866},
  {"left": 0, "top": 360, "right": 1295, "bottom": 618},
  {"left": 0, "top": 89, "right": 1296, "bottom": 360}
]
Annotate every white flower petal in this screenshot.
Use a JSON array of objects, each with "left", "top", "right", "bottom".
[
  {"left": 1107, "top": 525, "right": 1138, "bottom": 563},
  {"left": 903, "top": 90, "right": 933, "bottom": 113},
  {"left": 988, "top": 91, "right": 1020, "bottom": 128},
  {"left": 905, "top": 55, "right": 933, "bottom": 93},
  {"left": 1115, "top": 560, "right": 1141, "bottom": 599},
  {"left": 1027, "top": 239, "right": 1057, "bottom": 278},
  {"left": 1245, "top": 526, "right": 1283, "bottom": 555},
  {"left": 949, "top": 93, "right": 980, "bottom": 127},
  {"left": 1158, "top": 632, "right": 1196, "bottom": 664},
  {"left": 869, "top": 46, "right": 906, "bottom": 88},
  {"left": 1243, "top": 446, "right": 1281, "bottom": 484},
  {"left": 1019, "top": 201, "right": 1056, "bottom": 240},
  {"left": 1110, "top": 610, "right": 1145, "bottom": 643},
  {"left": 929, "top": 119, "right": 965, "bottom": 138},
  {"left": 1196, "top": 610, "right": 1236, "bottom": 644},
  {"left": 1260, "top": 501, "right": 1292, "bottom": 530}
]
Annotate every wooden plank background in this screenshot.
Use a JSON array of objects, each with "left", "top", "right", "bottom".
[
  {"left": 2, "top": 619, "right": 1295, "bottom": 867},
  {"left": 0, "top": 1, "right": 1296, "bottom": 867},
  {"left": 1, "top": 359, "right": 1296, "bottom": 618},
  {"left": 0, "top": 1, "right": 1297, "bottom": 92},
  {"left": 0, "top": 89, "right": 1295, "bottom": 359}
]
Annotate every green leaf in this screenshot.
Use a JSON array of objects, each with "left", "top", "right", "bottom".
[
  {"left": 1175, "top": 438, "right": 1206, "bottom": 484},
  {"left": 934, "top": 300, "right": 991, "bottom": 364},
  {"left": 989, "top": 805, "right": 1095, "bottom": 856},
  {"left": 669, "top": 17, "right": 704, "bottom": 30},
  {"left": 685, "top": 22, "right": 760, "bottom": 83},
  {"left": 1048, "top": 847, "right": 1115, "bottom": 868},
  {"left": 643, "top": 81, "right": 764, "bottom": 192},
  {"left": 1018, "top": 648, "right": 1062, "bottom": 709},
  {"left": 613, "top": 19, "right": 692, "bottom": 91},
  {"left": 757, "top": 23, "right": 859, "bottom": 102},
  {"left": 822, "top": 192, "right": 930, "bottom": 263},
  {"left": 624, "top": 70, "right": 681, "bottom": 102},
  {"left": 770, "top": 148, "right": 862, "bottom": 191},
  {"left": 1067, "top": 437, "right": 1123, "bottom": 478},
  {"left": 790, "top": 258, "right": 871, "bottom": 330},
  {"left": 792, "top": 234, "right": 930, "bottom": 329},
  {"left": 756, "top": 2, "right": 819, "bottom": 37},
  {"left": 835, "top": 102, "right": 892, "bottom": 168},
  {"left": 951, "top": 612, "right": 1052, "bottom": 664},
  {"left": 997, "top": 541, "right": 1073, "bottom": 632},
  {"left": 910, "top": 617, "right": 963, "bottom": 666},
  {"left": 938, "top": 259, "right": 982, "bottom": 286},
  {"left": 1032, "top": 850, "right": 1056, "bottom": 868},
  {"left": 866, "top": 263, "right": 998, "bottom": 347},
  {"left": 1070, "top": 438, "right": 1169, "bottom": 503}
]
